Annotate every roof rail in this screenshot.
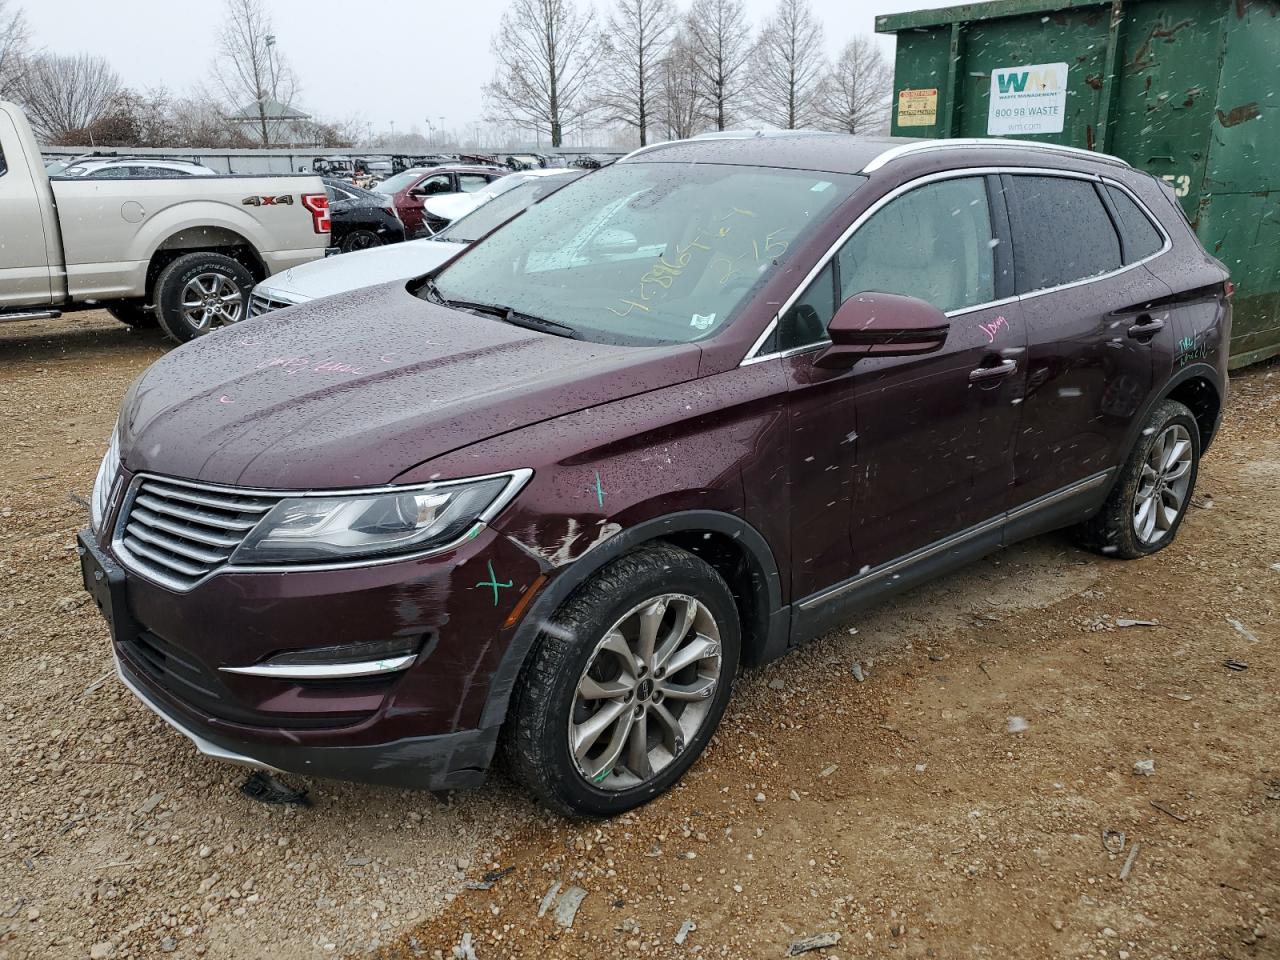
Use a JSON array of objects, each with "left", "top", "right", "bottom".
[
  {"left": 618, "top": 138, "right": 682, "bottom": 163},
  {"left": 861, "top": 138, "right": 1130, "bottom": 174},
  {"left": 621, "top": 128, "right": 833, "bottom": 163},
  {"left": 77, "top": 155, "right": 205, "bottom": 166}
]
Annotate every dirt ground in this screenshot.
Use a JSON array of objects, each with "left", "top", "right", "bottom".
[{"left": 0, "top": 311, "right": 1276, "bottom": 960}]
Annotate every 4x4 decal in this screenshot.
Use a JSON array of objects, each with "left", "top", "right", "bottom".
[{"left": 241, "top": 194, "right": 294, "bottom": 206}]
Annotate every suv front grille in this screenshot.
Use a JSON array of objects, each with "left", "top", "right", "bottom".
[
  {"left": 249, "top": 291, "right": 298, "bottom": 316},
  {"left": 118, "top": 477, "right": 280, "bottom": 589}
]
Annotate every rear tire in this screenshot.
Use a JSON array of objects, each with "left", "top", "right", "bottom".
[
  {"left": 1074, "top": 399, "right": 1200, "bottom": 559},
  {"left": 502, "top": 544, "right": 740, "bottom": 818},
  {"left": 339, "top": 229, "right": 383, "bottom": 254},
  {"left": 106, "top": 302, "right": 157, "bottom": 328},
  {"left": 153, "top": 252, "right": 255, "bottom": 344}
]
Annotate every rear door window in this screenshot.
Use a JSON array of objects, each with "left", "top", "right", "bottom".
[
  {"left": 458, "top": 174, "right": 491, "bottom": 193},
  {"left": 1104, "top": 184, "right": 1165, "bottom": 264},
  {"left": 1004, "top": 175, "right": 1121, "bottom": 294}
]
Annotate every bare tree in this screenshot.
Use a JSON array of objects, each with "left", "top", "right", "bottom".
[
  {"left": 0, "top": 0, "right": 30, "bottom": 101},
  {"left": 817, "top": 36, "right": 891, "bottom": 135},
  {"left": 16, "top": 53, "right": 121, "bottom": 143},
  {"left": 484, "top": 0, "right": 600, "bottom": 148},
  {"left": 212, "top": 0, "right": 298, "bottom": 146},
  {"left": 655, "top": 29, "right": 704, "bottom": 140},
  {"left": 167, "top": 90, "right": 250, "bottom": 147},
  {"left": 752, "top": 0, "right": 825, "bottom": 130},
  {"left": 684, "top": 0, "right": 751, "bottom": 131},
  {"left": 69, "top": 87, "right": 176, "bottom": 147},
  {"left": 595, "top": 0, "right": 675, "bottom": 146}
]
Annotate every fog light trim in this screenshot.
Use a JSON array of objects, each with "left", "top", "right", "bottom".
[{"left": 220, "top": 653, "right": 417, "bottom": 680}]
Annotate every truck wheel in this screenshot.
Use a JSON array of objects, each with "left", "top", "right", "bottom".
[
  {"left": 153, "top": 252, "right": 255, "bottom": 343},
  {"left": 502, "top": 544, "right": 740, "bottom": 818},
  {"left": 105, "top": 302, "right": 157, "bottom": 328},
  {"left": 339, "top": 230, "right": 382, "bottom": 253},
  {"left": 1074, "top": 399, "right": 1201, "bottom": 559}
]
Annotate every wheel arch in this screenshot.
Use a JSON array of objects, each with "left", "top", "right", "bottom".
[
  {"left": 1164, "top": 369, "right": 1223, "bottom": 452},
  {"left": 145, "top": 227, "right": 268, "bottom": 301},
  {"left": 478, "top": 510, "right": 789, "bottom": 731},
  {"left": 1121, "top": 362, "right": 1224, "bottom": 463}
]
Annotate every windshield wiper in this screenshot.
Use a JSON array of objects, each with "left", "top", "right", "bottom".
[
  {"left": 420, "top": 276, "right": 450, "bottom": 305},
  {"left": 450, "top": 300, "right": 578, "bottom": 339}
]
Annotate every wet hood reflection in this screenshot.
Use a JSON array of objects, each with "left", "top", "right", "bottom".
[{"left": 119, "top": 280, "right": 701, "bottom": 489}]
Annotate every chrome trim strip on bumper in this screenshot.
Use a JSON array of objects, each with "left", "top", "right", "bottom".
[
  {"left": 219, "top": 653, "right": 417, "bottom": 679},
  {"left": 114, "top": 653, "right": 281, "bottom": 772}
]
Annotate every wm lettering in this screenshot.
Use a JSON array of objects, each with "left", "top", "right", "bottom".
[{"left": 997, "top": 69, "right": 1061, "bottom": 94}]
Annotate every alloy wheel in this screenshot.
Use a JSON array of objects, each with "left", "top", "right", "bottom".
[
  {"left": 569, "top": 594, "right": 722, "bottom": 791},
  {"left": 1133, "top": 423, "right": 1194, "bottom": 544},
  {"left": 179, "top": 272, "right": 244, "bottom": 332}
]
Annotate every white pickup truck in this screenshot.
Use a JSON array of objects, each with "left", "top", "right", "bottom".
[{"left": 0, "top": 101, "right": 330, "bottom": 342}]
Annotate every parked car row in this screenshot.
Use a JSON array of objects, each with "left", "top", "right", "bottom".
[
  {"left": 369, "top": 164, "right": 508, "bottom": 237},
  {"left": 251, "top": 170, "right": 585, "bottom": 313},
  {"left": 78, "top": 130, "right": 1231, "bottom": 820}
]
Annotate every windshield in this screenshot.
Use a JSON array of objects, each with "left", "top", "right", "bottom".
[
  {"left": 431, "top": 161, "right": 862, "bottom": 345},
  {"left": 436, "top": 173, "right": 582, "bottom": 244},
  {"left": 372, "top": 170, "right": 424, "bottom": 195}
]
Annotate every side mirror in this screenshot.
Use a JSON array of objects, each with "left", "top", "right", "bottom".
[
  {"left": 591, "top": 228, "right": 639, "bottom": 256},
  {"left": 814, "top": 292, "right": 950, "bottom": 369}
]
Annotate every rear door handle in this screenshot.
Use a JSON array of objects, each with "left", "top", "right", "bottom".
[
  {"left": 969, "top": 358, "right": 1017, "bottom": 383},
  {"left": 1127, "top": 314, "right": 1166, "bottom": 339}
]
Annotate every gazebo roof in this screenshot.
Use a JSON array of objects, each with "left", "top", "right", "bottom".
[{"left": 227, "top": 98, "right": 310, "bottom": 122}]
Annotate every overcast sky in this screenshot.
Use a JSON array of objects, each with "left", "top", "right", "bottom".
[{"left": 22, "top": 0, "right": 960, "bottom": 136}]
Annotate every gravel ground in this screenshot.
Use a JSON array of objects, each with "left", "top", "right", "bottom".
[
  {"left": 0, "top": 314, "right": 541, "bottom": 960},
  {"left": 1, "top": 311, "right": 1276, "bottom": 960}
]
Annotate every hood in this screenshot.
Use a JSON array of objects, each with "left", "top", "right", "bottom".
[
  {"left": 258, "top": 238, "right": 464, "bottom": 303},
  {"left": 424, "top": 192, "right": 482, "bottom": 223},
  {"left": 120, "top": 281, "right": 701, "bottom": 489}
]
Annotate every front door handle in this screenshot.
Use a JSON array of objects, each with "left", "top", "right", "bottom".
[
  {"left": 969, "top": 358, "right": 1017, "bottom": 383},
  {"left": 1127, "top": 314, "right": 1166, "bottom": 339}
]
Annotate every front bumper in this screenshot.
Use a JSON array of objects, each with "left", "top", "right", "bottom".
[
  {"left": 76, "top": 526, "right": 533, "bottom": 790},
  {"left": 114, "top": 649, "right": 496, "bottom": 789}
]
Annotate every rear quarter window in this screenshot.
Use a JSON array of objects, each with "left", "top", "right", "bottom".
[
  {"left": 1004, "top": 175, "right": 1122, "bottom": 294},
  {"left": 1104, "top": 184, "right": 1166, "bottom": 264}
]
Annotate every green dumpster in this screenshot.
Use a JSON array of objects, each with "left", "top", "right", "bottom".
[{"left": 876, "top": 0, "right": 1280, "bottom": 369}]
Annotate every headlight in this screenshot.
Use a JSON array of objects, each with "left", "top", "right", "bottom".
[
  {"left": 230, "top": 470, "right": 531, "bottom": 565},
  {"left": 90, "top": 424, "right": 121, "bottom": 534}
]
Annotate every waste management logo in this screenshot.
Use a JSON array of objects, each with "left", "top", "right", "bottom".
[{"left": 988, "top": 62, "right": 1068, "bottom": 135}]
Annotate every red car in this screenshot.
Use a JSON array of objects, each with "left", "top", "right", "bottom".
[
  {"left": 370, "top": 165, "right": 506, "bottom": 238},
  {"left": 80, "top": 134, "right": 1229, "bottom": 818}
]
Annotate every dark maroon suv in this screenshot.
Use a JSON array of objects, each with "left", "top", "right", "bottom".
[{"left": 79, "top": 133, "right": 1231, "bottom": 817}]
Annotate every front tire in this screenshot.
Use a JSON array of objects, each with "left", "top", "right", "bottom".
[
  {"left": 503, "top": 544, "right": 740, "bottom": 818},
  {"left": 1075, "top": 399, "right": 1200, "bottom": 559},
  {"left": 153, "top": 252, "right": 255, "bottom": 344}
]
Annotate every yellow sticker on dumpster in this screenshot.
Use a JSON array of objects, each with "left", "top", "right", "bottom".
[{"left": 897, "top": 88, "right": 938, "bottom": 127}]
